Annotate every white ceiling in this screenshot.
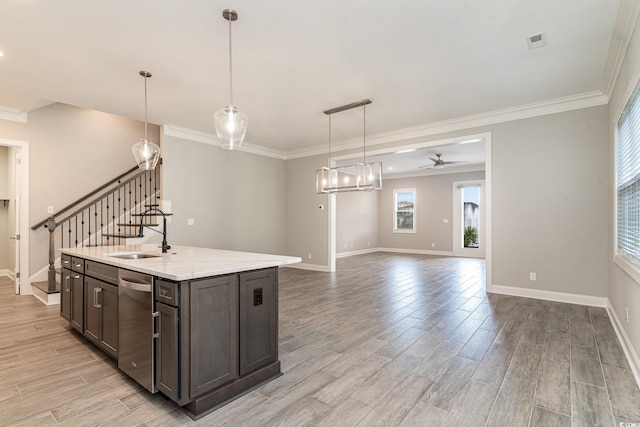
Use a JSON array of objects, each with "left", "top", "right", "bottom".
[{"left": 0, "top": 0, "right": 621, "bottom": 155}]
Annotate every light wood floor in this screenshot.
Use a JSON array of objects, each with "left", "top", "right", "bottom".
[{"left": 1, "top": 253, "right": 639, "bottom": 426}]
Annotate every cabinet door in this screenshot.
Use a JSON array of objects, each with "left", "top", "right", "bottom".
[
  {"left": 84, "top": 277, "right": 101, "bottom": 345},
  {"left": 60, "top": 269, "right": 71, "bottom": 322},
  {"left": 156, "top": 302, "right": 179, "bottom": 401},
  {"left": 239, "top": 268, "right": 277, "bottom": 376},
  {"left": 100, "top": 282, "right": 118, "bottom": 358},
  {"left": 189, "top": 275, "right": 238, "bottom": 399},
  {"left": 70, "top": 273, "right": 84, "bottom": 333}
]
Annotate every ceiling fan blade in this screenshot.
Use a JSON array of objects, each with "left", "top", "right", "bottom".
[
  {"left": 442, "top": 160, "right": 469, "bottom": 164},
  {"left": 428, "top": 158, "right": 439, "bottom": 163},
  {"left": 417, "top": 164, "right": 433, "bottom": 169}
]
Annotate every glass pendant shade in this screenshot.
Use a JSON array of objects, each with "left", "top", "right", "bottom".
[
  {"left": 132, "top": 139, "right": 161, "bottom": 171},
  {"left": 214, "top": 104, "right": 248, "bottom": 150}
]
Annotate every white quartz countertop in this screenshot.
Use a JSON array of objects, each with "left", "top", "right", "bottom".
[{"left": 60, "top": 244, "right": 302, "bottom": 281}]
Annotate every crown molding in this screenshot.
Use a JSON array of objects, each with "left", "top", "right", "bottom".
[
  {"left": 285, "top": 90, "right": 609, "bottom": 160},
  {"left": 162, "top": 124, "right": 287, "bottom": 160},
  {"left": 602, "top": 0, "right": 640, "bottom": 98},
  {"left": 0, "top": 106, "right": 27, "bottom": 123}
]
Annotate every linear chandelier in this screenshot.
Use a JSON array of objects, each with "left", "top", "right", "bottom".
[{"left": 315, "top": 99, "right": 382, "bottom": 194}]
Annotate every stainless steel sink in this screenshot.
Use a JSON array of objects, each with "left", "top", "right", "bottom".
[{"left": 107, "top": 253, "right": 161, "bottom": 260}]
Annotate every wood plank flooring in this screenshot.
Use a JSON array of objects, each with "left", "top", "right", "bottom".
[{"left": 1, "top": 252, "right": 639, "bottom": 426}]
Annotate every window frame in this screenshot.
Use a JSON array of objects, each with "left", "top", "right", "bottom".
[
  {"left": 614, "top": 77, "right": 640, "bottom": 285},
  {"left": 393, "top": 188, "right": 417, "bottom": 234}
]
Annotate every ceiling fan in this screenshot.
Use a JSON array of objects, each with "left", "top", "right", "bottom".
[{"left": 418, "top": 153, "right": 468, "bottom": 169}]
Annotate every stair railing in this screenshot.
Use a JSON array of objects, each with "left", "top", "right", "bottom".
[{"left": 32, "top": 159, "right": 162, "bottom": 292}]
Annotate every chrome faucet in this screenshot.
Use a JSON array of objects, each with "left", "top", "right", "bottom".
[{"left": 137, "top": 208, "right": 171, "bottom": 253}]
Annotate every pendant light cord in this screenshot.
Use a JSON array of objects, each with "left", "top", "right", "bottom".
[
  {"left": 328, "top": 114, "right": 332, "bottom": 168},
  {"left": 144, "top": 74, "right": 148, "bottom": 141},
  {"left": 228, "top": 14, "right": 234, "bottom": 106},
  {"left": 363, "top": 104, "right": 366, "bottom": 164}
]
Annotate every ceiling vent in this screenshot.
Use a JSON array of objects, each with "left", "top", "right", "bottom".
[{"left": 526, "top": 32, "right": 547, "bottom": 49}]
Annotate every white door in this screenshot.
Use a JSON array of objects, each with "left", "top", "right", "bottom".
[
  {"left": 453, "top": 180, "right": 485, "bottom": 258},
  {"left": 13, "top": 148, "right": 21, "bottom": 294}
]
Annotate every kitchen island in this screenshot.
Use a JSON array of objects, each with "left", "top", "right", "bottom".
[{"left": 59, "top": 244, "right": 301, "bottom": 419}]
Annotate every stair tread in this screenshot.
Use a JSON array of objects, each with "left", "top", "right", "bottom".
[
  {"left": 32, "top": 281, "right": 60, "bottom": 294},
  {"left": 116, "top": 223, "right": 159, "bottom": 227},
  {"left": 102, "top": 233, "right": 142, "bottom": 238},
  {"left": 130, "top": 213, "right": 173, "bottom": 216}
]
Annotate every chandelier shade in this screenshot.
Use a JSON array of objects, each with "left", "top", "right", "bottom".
[{"left": 132, "top": 71, "right": 160, "bottom": 171}]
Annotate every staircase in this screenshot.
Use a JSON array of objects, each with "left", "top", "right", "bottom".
[{"left": 30, "top": 160, "right": 163, "bottom": 305}]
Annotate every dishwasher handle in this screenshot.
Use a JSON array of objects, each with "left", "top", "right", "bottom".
[{"left": 119, "top": 277, "right": 152, "bottom": 292}]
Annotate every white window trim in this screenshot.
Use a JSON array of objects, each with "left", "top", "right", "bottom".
[
  {"left": 614, "top": 79, "right": 640, "bottom": 287},
  {"left": 393, "top": 188, "right": 417, "bottom": 234}
]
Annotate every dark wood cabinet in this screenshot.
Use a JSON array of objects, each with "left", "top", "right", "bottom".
[
  {"left": 70, "top": 271, "right": 84, "bottom": 333},
  {"left": 155, "top": 301, "right": 179, "bottom": 401},
  {"left": 239, "top": 269, "right": 278, "bottom": 376},
  {"left": 189, "top": 275, "right": 238, "bottom": 399},
  {"left": 60, "top": 267, "right": 71, "bottom": 322},
  {"left": 84, "top": 276, "right": 118, "bottom": 358}
]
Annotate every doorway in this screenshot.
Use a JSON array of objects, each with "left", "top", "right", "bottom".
[
  {"left": 453, "top": 180, "right": 485, "bottom": 258},
  {"left": 0, "top": 139, "right": 30, "bottom": 295}
]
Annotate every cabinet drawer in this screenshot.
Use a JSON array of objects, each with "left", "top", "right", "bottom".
[
  {"left": 61, "top": 254, "right": 72, "bottom": 270},
  {"left": 156, "top": 279, "right": 179, "bottom": 307},
  {"left": 71, "top": 257, "right": 85, "bottom": 273},
  {"left": 85, "top": 260, "right": 117, "bottom": 285}
]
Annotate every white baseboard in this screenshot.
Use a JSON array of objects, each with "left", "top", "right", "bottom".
[
  {"left": 0, "top": 269, "right": 14, "bottom": 278},
  {"left": 607, "top": 301, "right": 640, "bottom": 390},
  {"left": 377, "top": 247, "right": 454, "bottom": 257},
  {"left": 336, "top": 248, "right": 379, "bottom": 259},
  {"left": 487, "top": 283, "right": 608, "bottom": 308},
  {"left": 283, "top": 262, "right": 332, "bottom": 272}
]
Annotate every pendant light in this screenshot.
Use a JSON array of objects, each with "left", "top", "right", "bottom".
[
  {"left": 315, "top": 99, "right": 383, "bottom": 193},
  {"left": 132, "top": 71, "right": 161, "bottom": 170},
  {"left": 214, "top": 9, "right": 248, "bottom": 150}
]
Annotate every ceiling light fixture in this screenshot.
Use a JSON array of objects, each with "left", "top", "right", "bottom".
[
  {"left": 315, "top": 99, "right": 382, "bottom": 193},
  {"left": 132, "top": 71, "right": 161, "bottom": 170},
  {"left": 213, "top": 9, "right": 248, "bottom": 150}
]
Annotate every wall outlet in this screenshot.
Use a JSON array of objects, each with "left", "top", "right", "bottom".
[
  {"left": 626, "top": 307, "right": 629, "bottom": 323},
  {"left": 47, "top": 206, "right": 54, "bottom": 214},
  {"left": 432, "top": 243, "right": 436, "bottom": 248},
  {"left": 442, "top": 219, "right": 449, "bottom": 223},
  {"left": 368, "top": 241, "right": 371, "bottom": 246},
  {"left": 187, "top": 218, "right": 195, "bottom": 226},
  {"left": 307, "top": 253, "right": 312, "bottom": 260},
  {"left": 529, "top": 272, "right": 537, "bottom": 281},
  {"left": 344, "top": 244, "right": 348, "bottom": 249}
]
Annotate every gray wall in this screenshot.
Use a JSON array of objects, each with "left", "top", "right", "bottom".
[
  {"left": 162, "top": 134, "right": 286, "bottom": 255},
  {"left": 608, "top": 13, "right": 640, "bottom": 364},
  {"left": 0, "top": 103, "right": 159, "bottom": 277},
  {"left": 379, "top": 171, "right": 485, "bottom": 252},
  {"left": 285, "top": 105, "right": 610, "bottom": 300},
  {"left": 336, "top": 190, "right": 378, "bottom": 254},
  {"left": 491, "top": 107, "right": 609, "bottom": 297},
  {"left": 285, "top": 154, "right": 331, "bottom": 266}
]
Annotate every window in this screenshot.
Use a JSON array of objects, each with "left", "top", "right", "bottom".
[
  {"left": 616, "top": 79, "right": 640, "bottom": 282},
  {"left": 393, "top": 188, "right": 416, "bottom": 233}
]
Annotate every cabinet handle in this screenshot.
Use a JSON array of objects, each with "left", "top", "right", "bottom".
[
  {"left": 74, "top": 263, "right": 82, "bottom": 268},
  {"left": 94, "top": 287, "right": 102, "bottom": 308},
  {"left": 63, "top": 260, "right": 70, "bottom": 265},
  {"left": 65, "top": 275, "right": 70, "bottom": 292},
  {"left": 73, "top": 275, "right": 80, "bottom": 280},
  {"left": 152, "top": 311, "right": 160, "bottom": 339}
]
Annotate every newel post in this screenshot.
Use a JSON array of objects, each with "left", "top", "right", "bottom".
[{"left": 46, "top": 217, "right": 57, "bottom": 292}]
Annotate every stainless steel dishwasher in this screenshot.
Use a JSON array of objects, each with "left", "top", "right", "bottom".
[{"left": 118, "top": 269, "right": 157, "bottom": 393}]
